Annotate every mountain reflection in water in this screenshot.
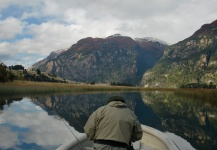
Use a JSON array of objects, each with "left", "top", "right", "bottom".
[
  {"left": 0, "top": 91, "right": 217, "bottom": 150},
  {"left": 0, "top": 98, "right": 83, "bottom": 150}
]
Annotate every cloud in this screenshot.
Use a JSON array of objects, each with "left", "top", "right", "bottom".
[
  {"left": 0, "top": 0, "right": 217, "bottom": 67},
  {"left": 0, "top": 22, "right": 79, "bottom": 67},
  {"left": 28, "top": 22, "right": 80, "bottom": 50},
  {"left": 0, "top": 17, "right": 24, "bottom": 40},
  {"left": 20, "top": 0, "right": 217, "bottom": 42}
]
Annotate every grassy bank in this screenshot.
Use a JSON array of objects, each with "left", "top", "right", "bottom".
[
  {"left": 0, "top": 81, "right": 141, "bottom": 96},
  {"left": 1, "top": 80, "right": 216, "bottom": 94},
  {"left": 1, "top": 81, "right": 217, "bottom": 105}
]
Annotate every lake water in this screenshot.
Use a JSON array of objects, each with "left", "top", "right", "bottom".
[{"left": 0, "top": 91, "right": 216, "bottom": 150}]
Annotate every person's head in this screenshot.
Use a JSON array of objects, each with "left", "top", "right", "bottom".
[{"left": 107, "top": 96, "right": 126, "bottom": 104}]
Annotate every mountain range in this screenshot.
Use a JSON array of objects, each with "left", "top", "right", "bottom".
[
  {"left": 141, "top": 19, "right": 217, "bottom": 88},
  {"left": 31, "top": 19, "right": 217, "bottom": 87},
  {"left": 31, "top": 34, "right": 168, "bottom": 85}
]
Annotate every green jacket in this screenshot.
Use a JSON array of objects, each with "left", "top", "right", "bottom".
[{"left": 84, "top": 101, "right": 143, "bottom": 145}]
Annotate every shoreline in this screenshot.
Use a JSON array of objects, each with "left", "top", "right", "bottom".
[{"left": 0, "top": 80, "right": 216, "bottom": 97}]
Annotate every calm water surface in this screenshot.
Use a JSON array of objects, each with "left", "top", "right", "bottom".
[{"left": 0, "top": 91, "right": 216, "bottom": 150}]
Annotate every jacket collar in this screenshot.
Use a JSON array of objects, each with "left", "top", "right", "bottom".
[{"left": 107, "top": 101, "right": 127, "bottom": 108}]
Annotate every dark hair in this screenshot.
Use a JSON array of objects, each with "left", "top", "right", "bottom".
[{"left": 107, "top": 96, "right": 126, "bottom": 104}]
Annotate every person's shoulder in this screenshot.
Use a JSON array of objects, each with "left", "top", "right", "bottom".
[
  {"left": 126, "top": 108, "right": 137, "bottom": 117},
  {"left": 95, "top": 105, "right": 107, "bottom": 112}
]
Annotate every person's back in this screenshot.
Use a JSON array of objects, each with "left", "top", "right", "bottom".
[{"left": 84, "top": 96, "right": 143, "bottom": 150}]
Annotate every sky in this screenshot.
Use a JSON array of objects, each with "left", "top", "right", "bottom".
[{"left": 0, "top": 0, "right": 217, "bottom": 68}]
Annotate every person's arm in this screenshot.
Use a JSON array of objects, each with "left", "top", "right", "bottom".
[
  {"left": 131, "top": 117, "right": 143, "bottom": 142},
  {"left": 84, "top": 111, "right": 97, "bottom": 139}
]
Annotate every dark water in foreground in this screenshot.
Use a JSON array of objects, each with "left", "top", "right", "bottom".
[{"left": 0, "top": 91, "right": 217, "bottom": 150}]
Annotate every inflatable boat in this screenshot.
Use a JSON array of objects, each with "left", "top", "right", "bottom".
[{"left": 57, "top": 124, "right": 193, "bottom": 150}]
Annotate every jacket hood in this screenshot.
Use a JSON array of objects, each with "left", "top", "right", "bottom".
[{"left": 107, "top": 101, "right": 127, "bottom": 108}]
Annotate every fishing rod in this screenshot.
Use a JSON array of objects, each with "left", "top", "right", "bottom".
[{"left": 52, "top": 109, "right": 86, "bottom": 150}]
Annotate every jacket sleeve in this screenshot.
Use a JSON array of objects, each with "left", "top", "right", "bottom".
[
  {"left": 84, "top": 111, "right": 97, "bottom": 139},
  {"left": 131, "top": 116, "right": 143, "bottom": 142}
]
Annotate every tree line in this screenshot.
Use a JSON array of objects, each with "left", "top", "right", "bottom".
[
  {"left": 0, "top": 64, "right": 15, "bottom": 82},
  {"left": 180, "top": 82, "right": 216, "bottom": 89},
  {"left": 0, "top": 63, "right": 66, "bottom": 83}
]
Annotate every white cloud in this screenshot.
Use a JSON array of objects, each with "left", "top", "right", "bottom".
[
  {"left": 0, "top": 17, "right": 24, "bottom": 40},
  {"left": 28, "top": 22, "right": 80, "bottom": 50},
  {"left": 0, "top": 22, "right": 78, "bottom": 67},
  {"left": 26, "top": 0, "right": 217, "bottom": 44},
  {"left": 0, "top": 42, "right": 9, "bottom": 51},
  {"left": 0, "top": 0, "right": 217, "bottom": 67}
]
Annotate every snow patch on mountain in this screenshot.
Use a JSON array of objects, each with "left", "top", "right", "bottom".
[
  {"left": 53, "top": 49, "right": 67, "bottom": 55},
  {"left": 134, "top": 37, "right": 170, "bottom": 46},
  {"left": 106, "top": 34, "right": 122, "bottom": 38}
]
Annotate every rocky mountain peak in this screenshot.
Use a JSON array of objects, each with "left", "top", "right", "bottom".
[
  {"left": 141, "top": 19, "right": 217, "bottom": 88},
  {"left": 31, "top": 49, "right": 67, "bottom": 70},
  {"left": 32, "top": 34, "right": 167, "bottom": 85},
  {"left": 193, "top": 19, "right": 217, "bottom": 36},
  {"left": 47, "top": 49, "right": 67, "bottom": 59}
]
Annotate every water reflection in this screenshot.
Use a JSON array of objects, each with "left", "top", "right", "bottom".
[
  {"left": 30, "top": 92, "right": 164, "bottom": 133},
  {"left": 1, "top": 91, "right": 217, "bottom": 150},
  {"left": 141, "top": 91, "right": 217, "bottom": 150},
  {"left": 0, "top": 98, "right": 83, "bottom": 150}
]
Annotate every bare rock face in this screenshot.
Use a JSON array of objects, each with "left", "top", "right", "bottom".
[
  {"left": 31, "top": 49, "right": 66, "bottom": 71},
  {"left": 32, "top": 34, "right": 167, "bottom": 85},
  {"left": 141, "top": 19, "right": 217, "bottom": 88}
]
